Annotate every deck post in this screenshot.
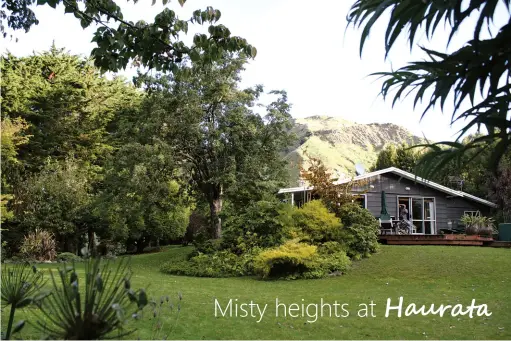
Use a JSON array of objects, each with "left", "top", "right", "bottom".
[{"left": 291, "top": 192, "right": 294, "bottom": 206}]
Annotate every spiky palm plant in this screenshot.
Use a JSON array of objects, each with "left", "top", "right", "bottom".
[
  {"left": 1, "top": 262, "right": 46, "bottom": 340},
  {"left": 33, "top": 256, "right": 148, "bottom": 339},
  {"left": 347, "top": 0, "right": 511, "bottom": 176}
]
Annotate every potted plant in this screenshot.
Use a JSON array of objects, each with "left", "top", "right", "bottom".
[
  {"left": 478, "top": 216, "right": 496, "bottom": 238},
  {"left": 460, "top": 214, "right": 481, "bottom": 235}
]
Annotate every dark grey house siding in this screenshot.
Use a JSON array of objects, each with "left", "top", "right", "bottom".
[{"left": 353, "top": 173, "right": 491, "bottom": 231}]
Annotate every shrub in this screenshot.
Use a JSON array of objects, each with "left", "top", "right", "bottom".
[
  {"left": 253, "top": 241, "right": 323, "bottom": 279},
  {"left": 192, "top": 238, "right": 223, "bottom": 255},
  {"left": 161, "top": 249, "right": 261, "bottom": 277},
  {"left": 337, "top": 203, "right": 379, "bottom": 259},
  {"left": 318, "top": 250, "right": 351, "bottom": 275},
  {"left": 339, "top": 203, "right": 378, "bottom": 228},
  {"left": 317, "top": 241, "right": 347, "bottom": 255},
  {"left": 253, "top": 240, "right": 351, "bottom": 279},
  {"left": 222, "top": 200, "right": 294, "bottom": 252},
  {"left": 56, "top": 252, "right": 82, "bottom": 263},
  {"left": 220, "top": 231, "right": 265, "bottom": 255},
  {"left": 4, "top": 255, "right": 23, "bottom": 264},
  {"left": 292, "top": 200, "right": 342, "bottom": 243},
  {"left": 340, "top": 223, "right": 379, "bottom": 259},
  {"left": 20, "top": 229, "right": 57, "bottom": 262}
]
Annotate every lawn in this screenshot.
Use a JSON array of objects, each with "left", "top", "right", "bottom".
[{"left": 2, "top": 245, "right": 510, "bottom": 340}]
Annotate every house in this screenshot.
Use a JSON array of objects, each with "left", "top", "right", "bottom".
[{"left": 277, "top": 167, "right": 497, "bottom": 235}]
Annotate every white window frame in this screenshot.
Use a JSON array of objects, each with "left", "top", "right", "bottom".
[
  {"left": 464, "top": 210, "right": 481, "bottom": 217},
  {"left": 352, "top": 193, "right": 367, "bottom": 209}
]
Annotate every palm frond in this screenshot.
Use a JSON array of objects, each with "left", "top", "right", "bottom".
[{"left": 347, "top": 0, "right": 511, "bottom": 56}]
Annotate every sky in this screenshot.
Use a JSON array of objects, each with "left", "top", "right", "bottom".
[{"left": 2, "top": 0, "right": 508, "bottom": 141}]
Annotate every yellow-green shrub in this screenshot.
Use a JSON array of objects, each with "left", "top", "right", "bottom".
[
  {"left": 253, "top": 240, "right": 351, "bottom": 279},
  {"left": 292, "top": 200, "right": 342, "bottom": 243},
  {"left": 254, "top": 241, "right": 319, "bottom": 279}
]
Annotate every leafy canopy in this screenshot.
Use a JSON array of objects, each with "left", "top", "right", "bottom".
[{"left": 1, "top": 0, "right": 257, "bottom": 72}]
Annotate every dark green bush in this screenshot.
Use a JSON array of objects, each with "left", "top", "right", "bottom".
[
  {"left": 339, "top": 223, "right": 379, "bottom": 259},
  {"left": 338, "top": 203, "right": 379, "bottom": 259},
  {"left": 339, "top": 203, "right": 379, "bottom": 228},
  {"left": 189, "top": 238, "right": 224, "bottom": 258},
  {"left": 292, "top": 200, "right": 342, "bottom": 243},
  {"left": 317, "top": 248, "right": 351, "bottom": 275},
  {"left": 161, "top": 249, "right": 261, "bottom": 277},
  {"left": 220, "top": 231, "right": 263, "bottom": 255},
  {"left": 222, "top": 200, "right": 294, "bottom": 252},
  {"left": 56, "top": 252, "right": 82, "bottom": 262}
]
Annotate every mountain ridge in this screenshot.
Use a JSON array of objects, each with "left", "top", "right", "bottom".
[{"left": 284, "top": 116, "right": 423, "bottom": 186}]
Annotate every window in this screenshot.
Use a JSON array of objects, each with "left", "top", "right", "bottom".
[
  {"left": 352, "top": 194, "right": 367, "bottom": 209},
  {"left": 397, "top": 196, "right": 437, "bottom": 235},
  {"left": 464, "top": 210, "right": 481, "bottom": 217}
]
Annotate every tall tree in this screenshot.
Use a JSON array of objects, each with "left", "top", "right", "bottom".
[
  {"left": 371, "top": 144, "right": 397, "bottom": 171},
  {"left": 347, "top": 0, "right": 511, "bottom": 177},
  {"left": 136, "top": 55, "right": 294, "bottom": 238},
  {"left": 394, "top": 143, "right": 420, "bottom": 173},
  {"left": 0, "top": 117, "right": 30, "bottom": 223},
  {"left": 372, "top": 143, "right": 420, "bottom": 173},
  {"left": 1, "top": 46, "right": 141, "bottom": 172},
  {"left": 1, "top": 0, "right": 256, "bottom": 72},
  {"left": 95, "top": 142, "right": 191, "bottom": 252}
]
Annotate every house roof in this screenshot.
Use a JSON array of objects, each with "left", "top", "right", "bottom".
[{"left": 278, "top": 167, "right": 497, "bottom": 208}]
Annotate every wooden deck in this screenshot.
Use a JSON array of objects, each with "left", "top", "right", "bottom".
[
  {"left": 487, "top": 240, "right": 511, "bottom": 248},
  {"left": 379, "top": 234, "right": 495, "bottom": 246}
]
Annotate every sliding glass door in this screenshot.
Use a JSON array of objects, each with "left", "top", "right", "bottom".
[
  {"left": 398, "top": 197, "right": 436, "bottom": 235},
  {"left": 423, "top": 198, "right": 436, "bottom": 234},
  {"left": 411, "top": 198, "right": 424, "bottom": 234}
]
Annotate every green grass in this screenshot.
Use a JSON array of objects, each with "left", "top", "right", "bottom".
[{"left": 2, "top": 245, "right": 510, "bottom": 339}]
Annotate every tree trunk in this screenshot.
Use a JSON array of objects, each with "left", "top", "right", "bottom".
[
  {"left": 209, "top": 197, "right": 223, "bottom": 239},
  {"left": 88, "top": 227, "right": 95, "bottom": 255},
  {"left": 135, "top": 237, "right": 149, "bottom": 254}
]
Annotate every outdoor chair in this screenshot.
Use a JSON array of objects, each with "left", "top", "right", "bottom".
[{"left": 379, "top": 216, "right": 394, "bottom": 235}]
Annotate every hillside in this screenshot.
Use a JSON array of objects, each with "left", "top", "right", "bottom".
[{"left": 284, "top": 115, "right": 423, "bottom": 186}]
